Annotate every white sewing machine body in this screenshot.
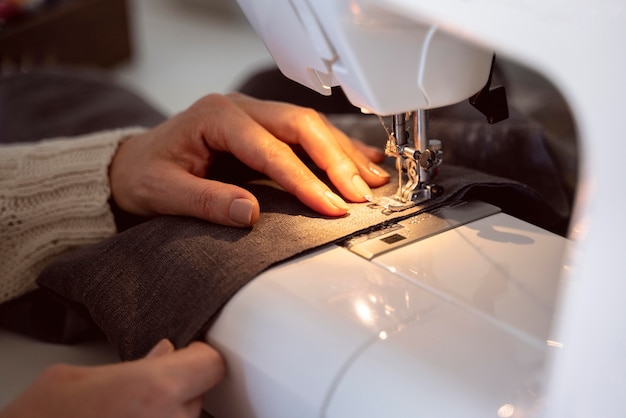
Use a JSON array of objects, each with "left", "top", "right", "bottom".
[
  {"left": 204, "top": 0, "right": 626, "bottom": 417},
  {"left": 204, "top": 202, "right": 570, "bottom": 417}
]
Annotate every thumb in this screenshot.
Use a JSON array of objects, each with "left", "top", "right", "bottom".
[
  {"left": 145, "top": 338, "right": 175, "bottom": 358},
  {"left": 165, "top": 172, "right": 260, "bottom": 227}
]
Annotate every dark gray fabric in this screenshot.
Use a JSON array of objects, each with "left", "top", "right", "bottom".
[{"left": 36, "top": 160, "right": 559, "bottom": 361}]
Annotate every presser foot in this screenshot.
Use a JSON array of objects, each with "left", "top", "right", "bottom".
[
  {"left": 366, "top": 183, "right": 444, "bottom": 215},
  {"left": 366, "top": 195, "right": 418, "bottom": 214}
]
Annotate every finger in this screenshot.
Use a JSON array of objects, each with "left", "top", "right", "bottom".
[
  {"left": 199, "top": 96, "right": 351, "bottom": 216},
  {"left": 146, "top": 339, "right": 175, "bottom": 358},
  {"left": 227, "top": 93, "right": 386, "bottom": 202},
  {"left": 161, "top": 342, "right": 226, "bottom": 402},
  {"left": 349, "top": 138, "right": 386, "bottom": 163},
  {"left": 148, "top": 167, "right": 261, "bottom": 227},
  {"left": 321, "top": 117, "right": 390, "bottom": 187}
]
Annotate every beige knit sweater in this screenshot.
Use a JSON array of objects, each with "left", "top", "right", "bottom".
[{"left": 0, "top": 128, "right": 145, "bottom": 305}]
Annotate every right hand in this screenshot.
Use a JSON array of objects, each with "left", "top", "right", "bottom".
[{"left": 110, "top": 93, "right": 390, "bottom": 227}]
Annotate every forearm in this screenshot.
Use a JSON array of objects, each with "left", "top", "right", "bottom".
[{"left": 0, "top": 128, "right": 146, "bottom": 304}]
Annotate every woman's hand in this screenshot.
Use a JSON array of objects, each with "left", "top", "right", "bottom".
[
  {"left": 0, "top": 340, "right": 224, "bottom": 418},
  {"left": 110, "top": 93, "right": 390, "bottom": 227}
]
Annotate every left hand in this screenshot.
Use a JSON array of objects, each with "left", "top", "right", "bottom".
[
  {"left": 0, "top": 340, "right": 225, "bottom": 418},
  {"left": 109, "top": 93, "right": 389, "bottom": 227}
]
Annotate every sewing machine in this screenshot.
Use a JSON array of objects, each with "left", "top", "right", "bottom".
[{"left": 202, "top": 0, "right": 626, "bottom": 417}]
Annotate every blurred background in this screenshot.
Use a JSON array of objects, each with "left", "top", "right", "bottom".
[
  {"left": 115, "top": 0, "right": 273, "bottom": 114},
  {"left": 0, "top": 0, "right": 275, "bottom": 115}
]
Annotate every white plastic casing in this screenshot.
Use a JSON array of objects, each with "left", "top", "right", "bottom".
[
  {"left": 204, "top": 213, "right": 570, "bottom": 417},
  {"left": 236, "top": 0, "right": 493, "bottom": 114}
]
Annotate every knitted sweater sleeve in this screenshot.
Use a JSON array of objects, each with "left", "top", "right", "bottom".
[{"left": 0, "top": 128, "right": 146, "bottom": 304}]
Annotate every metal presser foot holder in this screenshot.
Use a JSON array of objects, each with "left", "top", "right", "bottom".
[{"left": 371, "top": 109, "right": 444, "bottom": 214}]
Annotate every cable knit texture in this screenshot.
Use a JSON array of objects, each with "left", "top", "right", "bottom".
[{"left": 0, "top": 128, "right": 146, "bottom": 304}]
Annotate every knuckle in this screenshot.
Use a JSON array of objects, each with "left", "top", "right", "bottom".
[
  {"left": 195, "top": 185, "right": 216, "bottom": 216},
  {"left": 325, "top": 151, "right": 357, "bottom": 179},
  {"left": 291, "top": 176, "right": 320, "bottom": 199},
  {"left": 190, "top": 94, "right": 234, "bottom": 119},
  {"left": 266, "top": 140, "right": 292, "bottom": 159},
  {"left": 37, "top": 363, "right": 80, "bottom": 384},
  {"left": 196, "top": 184, "right": 222, "bottom": 220},
  {"left": 295, "top": 106, "right": 322, "bottom": 126},
  {"left": 145, "top": 376, "right": 179, "bottom": 401},
  {"left": 195, "top": 93, "right": 227, "bottom": 107},
  {"left": 131, "top": 377, "right": 180, "bottom": 411},
  {"left": 257, "top": 140, "right": 293, "bottom": 174},
  {"left": 224, "top": 91, "right": 244, "bottom": 101}
]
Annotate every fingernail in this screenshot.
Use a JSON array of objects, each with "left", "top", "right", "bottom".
[
  {"left": 324, "top": 190, "right": 349, "bottom": 211},
  {"left": 352, "top": 174, "right": 373, "bottom": 199},
  {"left": 146, "top": 338, "right": 175, "bottom": 358},
  {"left": 369, "top": 162, "right": 390, "bottom": 178},
  {"left": 230, "top": 198, "right": 255, "bottom": 225}
]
